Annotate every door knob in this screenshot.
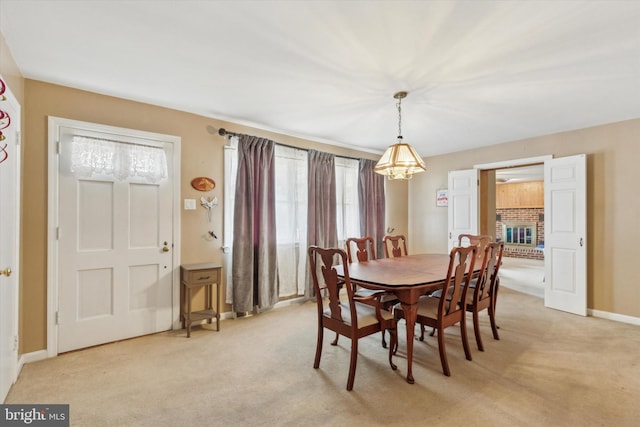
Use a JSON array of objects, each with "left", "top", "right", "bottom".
[
  {"left": 0, "top": 267, "right": 11, "bottom": 277},
  {"left": 162, "top": 242, "right": 170, "bottom": 252}
]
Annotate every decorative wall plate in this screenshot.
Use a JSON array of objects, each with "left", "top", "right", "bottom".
[{"left": 191, "top": 177, "right": 215, "bottom": 191}]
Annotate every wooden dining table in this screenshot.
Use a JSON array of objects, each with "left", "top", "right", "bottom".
[{"left": 335, "top": 253, "right": 459, "bottom": 384}]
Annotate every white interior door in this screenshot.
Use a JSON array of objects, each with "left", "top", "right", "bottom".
[
  {"left": 544, "top": 154, "right": 587, "bottom": 315},
  {"left": 447, "top": 169, "right": 478, "bottom": 250},
  {"left": 54, "top": 123, "right": 176, "bottom": 353},
  {"left": 0, "top": 80, "right": 20, "bottom": 402}
]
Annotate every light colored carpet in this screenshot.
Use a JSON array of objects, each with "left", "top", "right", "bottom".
[
  {"left": 6, "top": 288, "right": 640, "bottom": 426},
  {"left": 499, "top": 256, "right": 545, "bottom": 297}
]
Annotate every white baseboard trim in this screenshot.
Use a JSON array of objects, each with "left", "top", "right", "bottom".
[
  {"left": 589, "top": 309, "right": 640, "bottom": 326},
  {"left": 274, "top": 297, "right": 306, "bottom": 309},
  {"left": 179, "top": 298, "right": 306, "bottom": 324},
  {"left": 499, "top": 285, "right": 640, "bottom": 325},
  {"left": 217, "top": 297, "right": 307, "bottom": 320},
  {"left": 18, "top": 350, "right": 49, "bottom": 371}
]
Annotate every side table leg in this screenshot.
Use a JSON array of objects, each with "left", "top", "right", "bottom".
[
  {"left": 207, "top": 283, "right": 213, "bottom": 324},
  {"left": 181, "top": 283, "right": 186, "bottom": 329},
  {"left": 187, "top": 288, "right": 192, "bottom": 338},
  {"left": 216, "top": 281, "right": 221, "bottom": 331}
]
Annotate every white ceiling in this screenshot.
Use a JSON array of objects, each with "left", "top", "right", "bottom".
[
  {"left": 495, "top": 165, "right": 543, "bottom": 184},
  {"left": 1, "top": 0, "right": 639, "bottom": 157}
]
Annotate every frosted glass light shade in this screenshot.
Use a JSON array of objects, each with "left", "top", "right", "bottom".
[{"left": 374, "top": 142, "right": 426, "bottom": 180}]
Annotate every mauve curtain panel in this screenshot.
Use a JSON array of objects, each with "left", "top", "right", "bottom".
[
  {"left": 306, "top": 150, "right": 338, "bottom": 298},
  {"left": 231, "top": 135, "right": 278, "bottom": 313},
  {"left": 359, "top": 159, "right": 386, "bottom": 258}
]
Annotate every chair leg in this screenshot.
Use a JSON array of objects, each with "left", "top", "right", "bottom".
[
  {"left": 436, "top": 326, "right": 450, "bottom": 377},
  {"left": 473, "top": 310, "right": 484, "bottom": 352},
  {"left": 492, "top": 279, "right": 501, "bottom": 331},
  {"left": 489, "top": 303, "right": 500, "bottom": 340},
  {"left": 429, "top": 326, "right": 436, "bottom": 337},
  {"left": 419, "top": 323, "right": 426, "bottom": 341},
  {"left": 331, "top": 332, "right": 339, "bottom": 346},
  {"left": 460, "top": 317, "right": 472, "bottom": 362},
  {"left": 314, "top": 325, "right": 324, "bottom": 369},
  {"left": 392, "top": 312, "right": 401, "bottom": 355},
  {"left": 381, "top": 330, "right": 387, "bottom": 348},
  {"left": 346, "top": 337, "right": 358, "bottom": 391}
]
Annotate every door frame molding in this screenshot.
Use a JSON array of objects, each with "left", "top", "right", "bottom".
[
  {"left": 473, "top": 156, "right": 552, "bottom": 297},
  {"left": 46, "top": 117, "right": 181, "bottom": 357},
  {"left": 0, "top": 75, "right": 21, "bottom": 400},
  {"left": 473, "top": 155, "right": 552, "bottom": 171}
]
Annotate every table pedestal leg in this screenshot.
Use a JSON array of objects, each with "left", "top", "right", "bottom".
[{"left": 400, "top": 301, "right": 418, "bottom": 384}]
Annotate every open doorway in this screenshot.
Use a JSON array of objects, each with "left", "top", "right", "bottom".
[
  {"left": 480, "top": 165, "right": 545, "bottom": 297},
  {"left": 457, "top": 154, "right": 586, "bottom": 315}
]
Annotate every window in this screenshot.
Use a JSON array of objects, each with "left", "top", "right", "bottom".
[
  {"left": 223, "top": 141, "right": 361, "bottom": 301},
  {"left": 335, "top": 157, "right": 360, "bottom": 248},
  {"left": 275, "top": 145, "right": 308, "bottom": 297},
  {"left": 70, "top": 136, "right": 167, "bottom": 183}
]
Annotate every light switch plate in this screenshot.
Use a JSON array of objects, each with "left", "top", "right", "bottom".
[{"left": 184, "top": 199, "right": 196, "bottom": 210}]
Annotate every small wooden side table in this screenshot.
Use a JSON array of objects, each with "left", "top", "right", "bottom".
[{"left": 180, "top": 263, "right": 222, "bottom": 337}]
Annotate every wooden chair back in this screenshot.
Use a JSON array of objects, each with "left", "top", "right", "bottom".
[
  {"left": 471, "top": 241, "right": 504, "bottom": 308},
  {"left": 458, "top": 234, "right": 492, "bottom": 262},
  {"left": 466, "top": 241, "right": 504, "bottom": 351},
  {"left": 308, "top": 246, "right": 354, "bottom": 327},
  {"left": 440, "top": 245, "right": 477, "bottom": 320},
  {"left": 383, "top": 235, "right": 408, "bottom": 258},
  {"left": 345, "top": 237, "right": 376, "bottom": 263}
]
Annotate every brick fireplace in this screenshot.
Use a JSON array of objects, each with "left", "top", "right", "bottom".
[{"left": 496, "top": 207, "right": 544, "bottom": 260}]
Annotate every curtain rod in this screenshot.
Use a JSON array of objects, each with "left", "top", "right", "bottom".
[{"left": 217, "top": 128, "right": 367, "bottom": 163}]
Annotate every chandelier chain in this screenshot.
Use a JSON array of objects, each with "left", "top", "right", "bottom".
[{"left": 397, "top": 97, "right": 402, "bottom": 138}]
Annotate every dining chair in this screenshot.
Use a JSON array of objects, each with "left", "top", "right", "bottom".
[
  {"left": 465, "top": 241, "right": 504, "bottom": 351},
  {"left": 458, "top": 234, "right": 493, "bottom": 262},
  {"left": 383, "top": 235, "right": 408, "bottom": 258},
  {"left": 345, "top": 236, "right": 376, "bottom": 262},
  {"left": 346, "top": 236, "right": 399, "bottom": 348},
  {"left": 428, "top": 241, "right": 505, "bottom": 349},
  {"left": 308, "top": 246, "right": 397, "bottom": 391},
  {"left": 391, "top": 245, "right": 476, "bottom": 377}
]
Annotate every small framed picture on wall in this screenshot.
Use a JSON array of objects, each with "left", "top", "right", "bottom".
[{"left": 436, "top": 189, "right": 448, "bottom": 207}]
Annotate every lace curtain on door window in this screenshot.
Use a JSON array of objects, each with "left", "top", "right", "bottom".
[{"left": 71, "top": 136, "right": 167, "bottom": 183}]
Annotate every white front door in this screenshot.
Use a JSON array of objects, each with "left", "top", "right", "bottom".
[
  {"left": 544, "top": 154, "right": 587, "bottom": 315},
  {"left": 0, "top": 80, "right": 20, "bottom": 402},
  {"left": 447, "top": 169, "right": 478, "bottom": 251},
  {"left": 53, "top": 120, "right": 177, "bottom": 353}
]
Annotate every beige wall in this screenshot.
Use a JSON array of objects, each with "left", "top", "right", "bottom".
[
  {"left": 20, "top": 80, "right": 379, "bottom": 353},
  {"left": 409, "top": 118, "right": 640, "bottom": 318},
  {"left": 384, "top": 179, "right": 409, "bottom": 238}
]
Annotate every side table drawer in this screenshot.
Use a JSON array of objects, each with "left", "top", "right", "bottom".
[{"left": 183, "top": 268, "right": 219, "bottom": 285}]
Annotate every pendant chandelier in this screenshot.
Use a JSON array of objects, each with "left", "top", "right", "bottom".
[{"left": 374, "top": 91, "right": 426, "bottom": 180}]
